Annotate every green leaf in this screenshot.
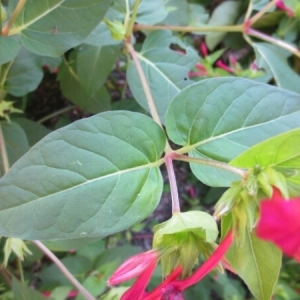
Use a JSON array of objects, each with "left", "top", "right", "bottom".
[
  {"left": 253, "top": 43, "right": 300, "bottom": 94},
  {"left": 13, "top": 277, "right": 47, "bottom": 300},
  {"left": 226, "top": 230, "right": 282, "bottom": 300},
  {"left": 0, "top": 121, "right": 30, "bottom": 177},
  {"left": 230, "top": 128, "right": 300, "bottom": 186},
  {"left": 83, "top": 22, "right": 121, "bottom": 47},
  {"left": 205, "top": 1, "right": 240, "bottom": 50},
  {"left": 0, "top": 37, "right": 20, "bottom": 65},
  {"left": 8, "top": 0, "right": 111, "bottom": 57},
  {"left": 1, "top": 48, "right": 43, "bottom": 97},
  {"left": 127, "top": 30, "right": 198, "bottom": 123},
  {"left": 0, "top": 111, "right": 166, "bottom": 240},
  {"left": 166, "top": 77, "right": 300, "bottom": 187},
  {"left": 59, "top": 45, "right": 120, "bottom": 113},
  {"left": 12, "top": 118, "right": 51, "bottom": 147},
  {"left": 39, "top": 256, "right": 93, "bottom": 285}
]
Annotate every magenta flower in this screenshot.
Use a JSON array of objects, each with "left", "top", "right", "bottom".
[
  {"left": 275, "top": 0, "right": 294, "bottom": 17},
  {"left": 108, "top": 231, "right": 233, "bottom": 300},
  {"left": 256, "top": 188, "right": 300, "bottom": 262}
]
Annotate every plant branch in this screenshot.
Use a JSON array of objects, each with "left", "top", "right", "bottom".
[
  {"left": 37, "top": 105, "right": 76, "bottom": 124},
  {"left": 173, "top": 153, "right": 247, "bottom": 179},
  {"left": 125, "top": 0, "right": 140, "bottom": 39},
  {"left": 247, "top": 0, "right": 277, "bottom": 26},
  {"left": 134, "top": 24, "right": 243, "bottom": 33},
  {"left": 2, "top": 0, "right": 27, "bottom": 36},
  {"left": 247, "top": 28, "right": 300, "bottom": 58},
  {"left": 33, "top": 241, "right": 95, "bottom": 300},
  {"left": 0, "top": 124, "right": 10, "bottom": 174},
  {"left": 165, "top": 155, "right": 180, "bottom": 213},
  {"left": 125, "top": 43, "right": 162, "bottom": 126}
]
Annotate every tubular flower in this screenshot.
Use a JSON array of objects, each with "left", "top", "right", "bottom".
[
  {"left": 256, "top": 188, "right": 300, "bottom": 262},
  {"left": 275, "top": 0, "right": 294, "bottom": 17},
  {"left": 108, "top": 232, "right": 233, "bottom": 300},
  {"left": 143, "top": 230, "right": 233, "bottom": 300}
]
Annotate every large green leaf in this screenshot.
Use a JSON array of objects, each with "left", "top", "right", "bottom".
[
  {"left": 8, "top": 0, "right": 111, "bottom": 57},
  {"left": 226, "top": 230, "right": 281, "bottom": 300},
  {"left": 166, "top": 77, "right": 300, "bottom": 187},
  {"left": 127, "top": 30, "right": 198, "bottom": 123},
  {"left": 230, "top": 128, "right": 300, "bottom": 185},
  {"left": 1, "top": 48, "right": 43, "bottom": 97},
  {"left": 0, "top": 111, "right": 166, "bottom": 240},
  {"left": 59, "top": 44, "right": 120, "bottom": 113},
  {"left": 253, "top": 43, "right": 300, "bottom": 94},
  {"left": 0, "top": 121, "right": 30, "bottom": 177},
  {"left": 205, "top": 1, "right": 240, "bottom": 50},
  {"left": 0, "top": 36, "right": 20, "bottom": 65}
]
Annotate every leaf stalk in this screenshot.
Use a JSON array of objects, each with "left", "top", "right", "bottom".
[
  {"left": 33, "top": 241, "right": 95, "bottom": 300},
  {"left": 2, "top": 0, "right": 27, "bottom": 36},
  {"left": 125, "top": 0, "right": 140, "bottom": 39},
  {"left": 173, "top": 153, "right": 247, "bottom": 179},
  {"left": 165, "top": 155, "right": 180, "bottom": 213}
]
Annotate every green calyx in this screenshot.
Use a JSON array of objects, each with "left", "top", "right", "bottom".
[{"left": 153, "top": 211, "right": 218, "bottom": 278}]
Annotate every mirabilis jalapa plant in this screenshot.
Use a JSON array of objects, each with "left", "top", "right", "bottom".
[{"left": 0, "top": 0, "right": 300, "bottom": 299}]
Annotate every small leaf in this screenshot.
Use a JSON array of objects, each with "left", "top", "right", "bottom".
[
  {"left": 1, "top": 47, "right": 44, "bottom": 97},
  {"left": 253, "top": 42, "right": 300, "bottom": 94},
  {"left": 205, "top": 1, "right": 240, "bottom": 50},
  {"left": 13, "top": 277, "right": 47, "bottom": 300},
  {"left": 8, "top": 0, "right": 112, "bottom": 57},
  {"left": 166, "top": 77, "right": 300, "bottom": 187},
  {"left": 59, "top": 45, "right": 120, "bottom": 113},
  {"left": 0, "top": 111, "right": 166, "bottom": 240},
  {"left": 0, "top": 121, "right": 30, "bottom": 177},
  {"left": 225, "top": 229, "right": 282, "bottom": 300},
  {"left": 0, "top": 36, "right": 20, "bottom": 64},
  {"left": 127, "top": 30, "right": 198, "bottom": 123},
  {"left": 230, "top": 128, "right": 300, "bottom": 187}
]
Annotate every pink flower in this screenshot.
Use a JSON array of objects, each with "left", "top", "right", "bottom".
[
  {"left": 108, "top": 250, "right": 159, "bottom": 286},
  {"left": 256, "top": 188, "right": 300, "bottom": 262},
  {"left": 110, "top": 231, "right": 233, "bottom": 300},
  {"left": 275, "top": 0, "right": 294, "bottom": 17},
  {"left": 216, "top": 60, "right": 235, "bottom": 73}
]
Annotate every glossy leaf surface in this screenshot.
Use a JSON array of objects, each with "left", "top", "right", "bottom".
[
  {"left": 166, "top": 77, "right": 300, "bottom": 186},
  {"left": 0, "top": 111, "right": 166, "bottom": 240}
]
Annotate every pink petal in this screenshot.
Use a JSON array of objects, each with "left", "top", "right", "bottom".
[
  {"left": 108, "top": 251, "right": 158, "bottom": 285},
  {"left": 121, "top": 262, "right": 157, "bottom": 300}
]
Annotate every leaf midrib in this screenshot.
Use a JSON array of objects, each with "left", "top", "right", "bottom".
[
  {"left": 177, "top": 111, "right": 300, "bottom": 154},
  {"left": 0, "top": 160, "right": 162, "bottom": 213},
  {"left": 8, "top": 0, "right": 65, "bottom": 35}
]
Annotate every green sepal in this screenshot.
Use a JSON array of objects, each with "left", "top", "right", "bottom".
[
  {"left": 153, "top": 211, "right": 218, "bottom": 278},
  {"left": 104, "top": 18, "right": 126, "bottom": 41},
  {"left": 0, "top": 101, "right": 23, "bottom": 122},
  {"left": 3, "top": 238, "right": 32, "bottom": 266}
]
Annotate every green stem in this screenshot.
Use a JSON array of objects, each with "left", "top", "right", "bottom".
[
  {"left": 17, "top": 258, "right": 24, "bottom": 283},
  {"left": 0, "top": 123, "right": 9, "bottom": 174},
  {"left": 134, "top": 24, "right": 243, "bottom": 33},
  {"left": 247, "top": 0, "right": 277, "bottom": 26},
  {"left": 173, "top": 153, "right": 247, "bottom": 178},
  {"left": 247, "top": 28, "right": 300, "bottom": 58},
  {"left": 2, "top": 0, "right": 27, "bottom": 36},
  {"left": 165, "top": 155, "right": 180, "bottom": 213},
  {"left": 124, "top": 0, "right": 130, "bottom": 32},
  {"left": 125, "top": 0, "right": 140, "bottom": 39},
  {"left": 33, "top": 241, "right": 95, "bottom": 300},
  {"left": 37, "top": 105, "right": 75, "bottom": 124}
]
